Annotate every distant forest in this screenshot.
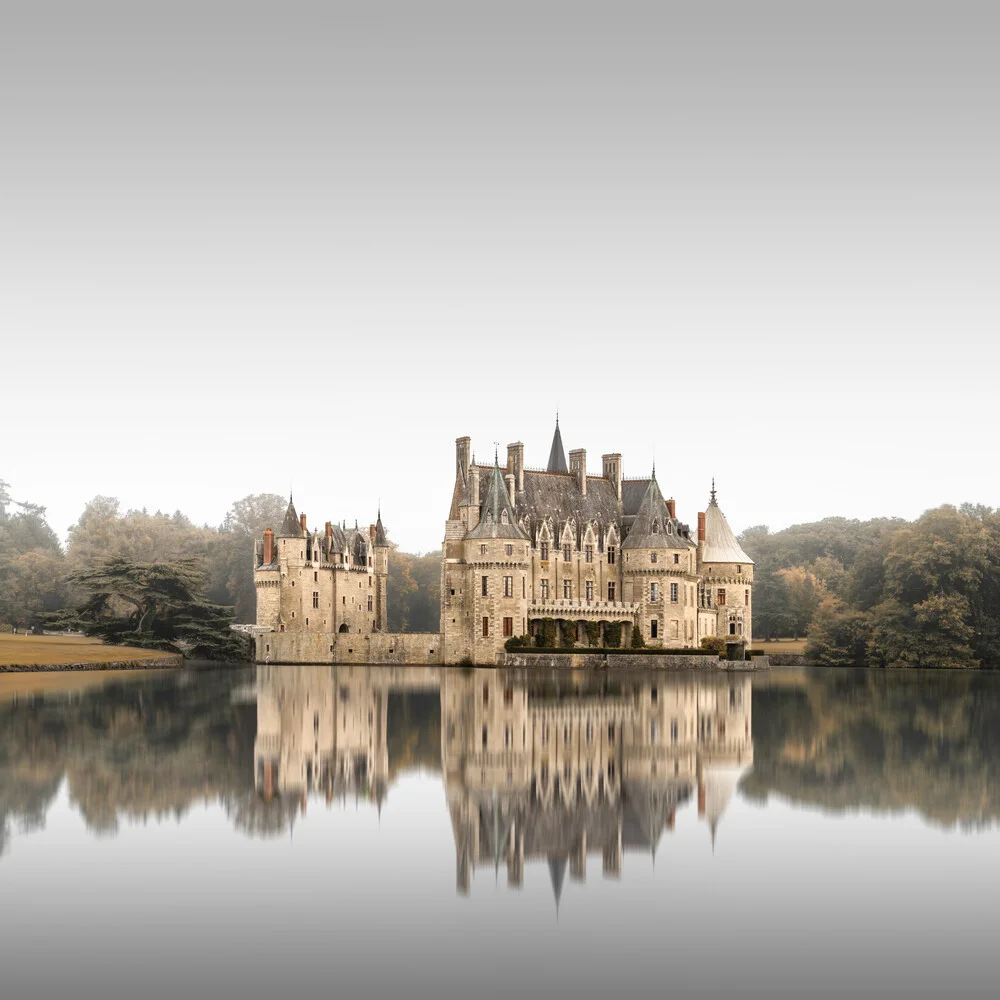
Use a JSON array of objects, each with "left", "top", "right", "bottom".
[
  {"left": 739, "top": 504, "right": 1000, "bottom": 668},
  {"left": 2, "top": 477, "right": 998, "bottom": 666}
]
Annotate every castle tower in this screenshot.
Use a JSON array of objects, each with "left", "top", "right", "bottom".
[
  {"left": 546, "top": 415, "right": 568, "bottom": 473},
  {"left": 620, "top": 470, "right": 699, "bottom": 647},
  {"left": 373, "top": 510, "right": 390, "bottom": 631},
  {"left": 697, "top": 481, "right": 754, "bottom": 645}
]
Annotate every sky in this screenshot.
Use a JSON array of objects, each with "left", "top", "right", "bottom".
[{"left": 2, "top": 1, "right": 998, "bottom": 553}]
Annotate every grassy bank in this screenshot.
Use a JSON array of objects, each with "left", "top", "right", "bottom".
[{"left": 0, "top": 633, "right": 181, "bottom": 669}]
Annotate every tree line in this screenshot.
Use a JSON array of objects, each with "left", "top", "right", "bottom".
[
  {"left": 0, "top": 479, "right": 441, "bottom": 658},
  {"left": 739, "top": 504, "right": 1000, "bottom": 668}
]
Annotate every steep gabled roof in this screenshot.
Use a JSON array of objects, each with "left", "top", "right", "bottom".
[
  {"left": 546, "top": 418, "right": 568, "bottom": 473},
  {"left": 702, "top": 487, "right": 753, "bottom": 564},
  {"left": 468, "top": 460, "right": 530, "bottom": 540},
  {"left": 277, "top": 498, "right": 304, "bottom": 537},
  {"left": 621, "top": 473, "right": 694, "bottom": 550}
]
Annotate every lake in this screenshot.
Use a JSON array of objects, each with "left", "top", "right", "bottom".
[{"left": 2, "top": 665, "right": 999, "bottom": 999}]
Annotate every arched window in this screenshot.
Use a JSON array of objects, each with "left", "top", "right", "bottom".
[{"left": 501, "top": 510, "right": 509, "bottom": 524}]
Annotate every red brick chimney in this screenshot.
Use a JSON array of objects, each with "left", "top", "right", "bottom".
[
  {"left": 698, "top": 512, "right": 706, "bottom": 543},
  {"left": 325, "top": 521, "right": 333, "bottom": 542},
  {"left": 666, "top": 498, "right": 676, "bottom": 519},
  {"left": 369, "top": 524, "right": 376, "bottom": 540},
  {"left": 300, "top": 513, "right": 307, "bottom": 532},
  {"left": 263, "top": 528, "right": 274, "bottom": 564}
]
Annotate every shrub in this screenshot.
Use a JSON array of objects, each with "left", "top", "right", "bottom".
[
  {"left": 604, "top": 622, "right": 623, "bottom": 648},
  {"left": 535, "top": 618, "right": 557, "bottom": 648},
  {"left": 700, "top": 636, "right": 727, "bottom": 656},
  {"left": 630, "top": 625, "right": 646, "bottom": 648},
  {"left": 584, "top": 621, "right": 601, "bottom": 647},
  {"left": 504, "top": 635, "right": 529, "bottom": 651}
]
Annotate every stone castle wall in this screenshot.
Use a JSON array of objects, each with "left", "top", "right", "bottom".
[{"left": 258, "top": 631, "right": 444, "bottom": 665}]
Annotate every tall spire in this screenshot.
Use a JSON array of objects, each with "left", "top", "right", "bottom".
[
  {"left": 546, "top": 414, "right": 568, "bottom": 473},
  {"left": 278, "top": 497, "right": 303, "bottom": 537},
  {"left": 710, "top": 477, "right": 717, "bottom": 506}
]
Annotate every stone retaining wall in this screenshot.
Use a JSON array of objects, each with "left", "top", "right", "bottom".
[
  {"left": 502, "top": 651, "right": 769, "bottom": 670},
  {"left": 262, "top": 632, "right": 444, "bottom": 665}
]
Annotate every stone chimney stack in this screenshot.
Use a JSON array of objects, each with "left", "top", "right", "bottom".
[
  {"left": 263, "top": 528, "right": 274, "bottom": 565},
  {"left": 507, "top": 442, "right": 524, "bottom": 493},
  {"left": 602, "top": 454, "right": 622, "bottom": 501},
  {"left": 471, "top": 466, "right": 480, "bottom": 509},
  {"left": 698, "top": 512, "right": 706, "bottom": 543},
  {"left": 300, "top": 513, "right": 307, "bottom": 532},
  {"left": 666, "top": 498, "right": 676, "bottom": 519},
  {"left": 505, "top": 473, "right": 516, "bottom": 505},
  {"left": 569, "top": 449, "right": 587, "bottom": 496},
  {"left": 325, "top": 521, "right": 333, "bottom": 541}
]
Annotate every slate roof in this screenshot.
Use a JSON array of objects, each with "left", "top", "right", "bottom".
[
  {"left": 277, "top": 499, "right": 304, "bottom": 537},
  {"left": 702, "top": 494, "right": 753, "bottom": 564},
  {"left": 467, "top": 461, "right": 530, "bottom": 540},
  {"left": 374, "top": 513, "right": 388, "bottom": 547},
  {"left": 515, "top": 469, "right": 622, "bottom": 544},
  {"left": 546, "top": 420, "right": 568, "bottom": 473},
  {"left": 621, "top": 474, "right": 695, "bottom": 550}
]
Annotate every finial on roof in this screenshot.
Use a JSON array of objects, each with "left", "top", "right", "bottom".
[
  {"left": 651, "top": 459, "right": 656, "bottom": 481},
  {"left": 710, "top": 478, "right": 717, "bottom": 505}
]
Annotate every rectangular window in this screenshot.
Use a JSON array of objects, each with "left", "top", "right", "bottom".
[
  {"left": 585, "top": 581, "right": 594, "bottom": 600},
  {"left": 367, "top": 596, "right": 373, "bottom": 612},
  {"left": 717, "top": 588, "right": 726, "bottom": 606},
  {"left": 650, "top": 619, "right": 658, "bottom": 639},
  {"left": 482, "top": 576, "right": 488, "bottom": 597},
  {"left": 670, "top": 583, "right": 678, "bottom": 603},
  {"left": 650, "top": 583, "right": 659, "bottom": 601},
  {"left": 673, "top": 554, "right": 679, "bottom": 564},
  {"left": 563, "top": 580, "right": 572, "bottom": 599},
  {"left": 540, "top": 579, "right": 549, "bottom": 600},
  {"left": 585, "top": 545, "right": 593, "bottom": 563},
  {"left": 608, "top": 546, "right": 616, "bottom": 565},
  {"left": 312, "top": 591, "right": 320, "bottom": 608},
  {"left": 481, "top": 544, "right": 487, "bottom": 555},
  {"left": 314, "top": 571, "right": 318, "bottom": 581},
  {"left": 503, "top": 576, "right": 513, "bottom": 598},
  {"left": 608, "top": 582, "right": 616, "bottom": 601},
  {"left": 522, "top": 577, "right": 526, "bottom": 598},
  {"left": 482, "top": 617, "right": 490, "bottom": 637},
  {"left": 737, "top": 565, "right": 742, "bottom": 574},
  {"left": 505, "top": 544, "right": 513, "bottom": 556},
  {"left": 650, "top": 552, "right": 657, "bottom": 563},
  {"left": 672, "top": 619, "right": 680, "bottom": 637},
  {"left": 563, "top": 544, "right": 571, "bottom": 562},
  {"left": 540, "top": 542, "right": 549, "bottom": 561},
  {"left": 503, "top": 617, "right": 513, "bottom": 637},
  {"left": 745, "top": 589, "right": 750, "bottom": 607}
]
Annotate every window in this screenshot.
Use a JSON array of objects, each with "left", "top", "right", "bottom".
[
  {"left": 312, "top": 591, "right": 320, "bottom": 608},
  {"left": 585, "top": 581, "right": 594, "bottom": 600},
  {"left": 522, "top": 577, "right": 526, "bottom": 598},
  {"left": 482, "top": 617, "right": 490, "bottom": 637},
  {"left": 481, "top": 544, "right": 487, "bottom": 555},
  {"left": 738, "top": 622, "right": 743, "bottom": 635},
  {"left": 563, "top": 580, "right": 572, "bottom": 599},
  {"left": 563, "top": 543, "right": 571, "bottom": 562},
  {"left": 367, "top": 596, "right": 373, "bottom": 612},
  {"left": 585, "top": 545, "right": 593, "bottom": 563},
  {"left": 608, "top": 582, "right": 616, "bottom": 601},
  {"left": 291, "top": 580, "right": 295, "bottom": 587},
  {"left": 540, "top": 542, "right": 549, "bottom": 561},
  {"left": 503, "top": 617, "right": 514, "bottom": 637},
  {"left": 650, "top": 583, "right": 659, "bottom": 601},
  {"left": 503, "top": 576, "right": 513, "bottom": 598},
  {"left": 652, "top": 519, "right": 659, "bottom": 534},
  {"left": 745, "top": 589, "right": 750, "bottom": 607},
  {"left": 501, "top": 510, "right": 509, "bottom": 524},
  {"left": 667, "top": 522, "right": 673, "bottom": 535},
  {"left": 672, "top": 619, "right": 680, "bottom": 637},
  {"left": 482, "top": 576, "right": 488, "bottom": 597},
  {"left": 717, "top": 588, "right": 726, "bottom": 606},
  {"left": 650, "top": 552, "right": 657, "bottom": 563},
  {"left": 650, "top": 619, "right": 658, "bottom": 639},
  {"left": 670, "top": 583, "right": 678, "bottom": 603},
  {"left": 608, "top": 546, "right": 616, "bottom": 565},
  {"left": 673, "top": 553, "right": 679, "bottom": 564},
  {"left": 737, "top": 565, "right": 742, "bottom": 574},
  {"left": 729, "top": 622, "right": 736, "bottom": 635},
  {"left": 540, "top": 579, "right": 549, "bottom": 600},
  {"left": 305, "top": 617, "right": 309, "bottom": 625},
  {"left": 314, "top": 571, "right": 318, "bottom": 581},
  {"left": 505, "top": 544, "right": 513, "bottom": 556}
]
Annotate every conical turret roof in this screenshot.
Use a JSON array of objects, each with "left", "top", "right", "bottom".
[
  {"left": 468, "top": 459, "right": 529, "bottom": 540},
  {"left": 277, "top": 498, "right": 304, "bottom": 537},
  {"left": 374, "top": 510, "right": 388, "bottom": 547},
  {"left": 702, "top": 485, "right": 753, "bottom": 564},
  {"left": 546, "top": 417, "right": 568, "bottom": 473},
  {"left": 622, "top": 472, "right": 694, "bottom": 550}
]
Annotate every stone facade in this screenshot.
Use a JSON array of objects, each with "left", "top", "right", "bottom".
[
  {"left": 253, "top": 498, "right": 391, "bottom": 662},
  {"left": 441, "top": 422, "right": 754, "bottom": 665}
]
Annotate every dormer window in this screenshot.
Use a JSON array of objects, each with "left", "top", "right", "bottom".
[
  {"left": 501, "top": 510, "right": 509, "bottom": 524},
  {"left": 667, "top": 522, "right": 673, "bottom": 535},
  {"left": 652, "top": 519, "right": 659, "bottom": 534}
]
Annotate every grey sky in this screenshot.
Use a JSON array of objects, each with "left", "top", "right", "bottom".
[{"left": 2, "top": 1, "right": 997, "bottom": 552}]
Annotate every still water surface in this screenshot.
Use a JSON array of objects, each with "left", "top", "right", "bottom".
[{"left": 2, "top": 665, "right": 999, "bottom": 999}]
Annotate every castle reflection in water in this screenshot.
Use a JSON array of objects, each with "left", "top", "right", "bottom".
[{"left": 254, "top": 666, "right": 752, "bottom": 897}]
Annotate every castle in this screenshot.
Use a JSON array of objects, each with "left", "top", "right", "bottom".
[
  {"left": 252, "top": 419, "right": 753, "bottom": 665},
  {"left": 441, "top": 419, "right": 754, "bottom": 664}
]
